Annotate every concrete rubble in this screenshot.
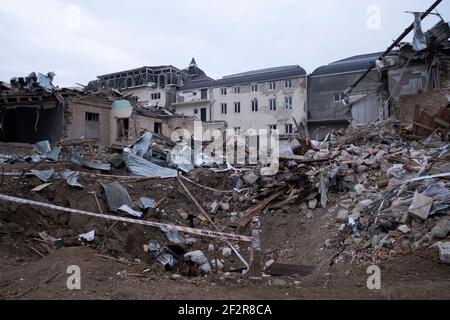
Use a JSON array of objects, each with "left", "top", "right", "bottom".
[{"left": 0, "top": 0, "right": 449, "bottom": 299}]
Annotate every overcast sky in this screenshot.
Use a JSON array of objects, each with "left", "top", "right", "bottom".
[{"left": 0, "top": 0, "right": 449, "bottom": 87}]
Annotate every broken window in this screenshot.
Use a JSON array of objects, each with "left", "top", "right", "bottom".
[
  {"left": 85, "top": 112, "right": 99, "bottom": 122},
  {"left": 117, "top": 118, "right": 129, "bottom": 139},
  {"left": 221, "top": 103, "right": 227, "bottom": 114},
  {"left": 154, "top": 122, "right": 162, "bottom": 135},
  {"left": 252, "top": 99, "right": 258, "bottom": 112},
  {"left": 234, "top": 102, "right": 241, "bottom": 113},
  {"left": 269, "top": 98, "right": 277, "bottom": 111},
  {"left": 285, "top": 97, "right": 293, "bottom": 110}
]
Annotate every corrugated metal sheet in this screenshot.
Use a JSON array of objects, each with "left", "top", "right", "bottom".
[
  {"left": 61, "top": 170, "right": 83, "bottom": 188},
  {"left": 123, "top": 152, "right": 177, "bottom": 178},
  {"left": 139, "top": 197, "right": 156, "bottom": 209},
  {"left": 70, "top": 149, "right": 111, "bottom": 171},
  {"left": 159, "top": 225, "right": 185, "bottom": 244},
  {"left": 32, "top": 141, "right": 51, "bottom": 155},
  {"left": 30, "top": 168, "right": 54, "bottom": 183},
  {"left": 100, "top": 181, "right": 133, "bottom": 211}
]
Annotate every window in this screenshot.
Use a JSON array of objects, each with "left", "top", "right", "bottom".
[
  {"left": 234, "top": 102, "right": 241, "bottom": 113},
  {"left": 151, "top": 93, "right": 161, "bottom": 100},
  {"left": 194, "top": 109, "right": 198, "bottom": 115},
  {"left": 269, "top": 125, "right": 277, "bottom": 133},
  {"left": 334, "top": 92, "right": 345, "bottom": 101},
  {"left": 221, "top": 88, "right": 227, "bottom": 95},
  {"left": 117, "top": 118, "right": 129, "bottom": 138},
  {"left": 285, "top": 80, "right": 293, "bottom": 88},
  {"left": 201, "top": 89, "right": 208, "bottom": 100},
  {"left": 269, "top": 98, "right": 277, "bottom": 111},
  {"left": 234, "top": 127, "right": 241, "bottom": 135},
  {"left": 285, "top": 97, "right": 293, "bottom": 110},
  {"left": 286, "top": 124, "right": 293, "bottom": 134},
  {"left": 154, "top": 122, "right": 162, "bottom": 135},
  {"left": 251, "top": 99, "right": 258, "bottom": 112},
  {"left": 221, "top": 103, "right": 227, "bottom": 114},
  {"left": 192, "top": 92, "right": 197, "bottom": 96},
  {"left": 233, "top": 86, "right": 240, "bottom": 94},
  {"left": 269, "top": 81, "right": 276, "bottom": 90},
  {"left": 85, "top": 112, "right": 99, "bottom": 122},
  {"left": 251, "top": 83, "right": 258, "bottom": 92}
]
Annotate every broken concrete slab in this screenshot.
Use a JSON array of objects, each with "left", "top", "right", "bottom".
[
  {"left": 431, "top": 219, "right": 450, "bottom": 239},
  {"left": 408, "top": 191, "right": 433, "bottom": 220}
]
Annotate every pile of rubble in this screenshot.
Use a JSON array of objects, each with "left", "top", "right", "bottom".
[
  {"left": 0, "top": 117, "right": 449, "bottom": 283},
  {"left": 289, "top": 120, "right": 450, "bottom": 265}
]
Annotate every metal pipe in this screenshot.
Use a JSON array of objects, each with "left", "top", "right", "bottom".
[{"left": 345, "top": 0, "right": 444, "bottom": 96}]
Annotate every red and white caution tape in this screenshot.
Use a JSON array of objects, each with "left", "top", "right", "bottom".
[{"left": 0, "top": 193, "right": 253, "bottom": 242}]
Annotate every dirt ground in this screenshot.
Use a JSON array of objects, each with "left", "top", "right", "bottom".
[{"left": 0, "top": 162, "right": 449, "bottom": 300}]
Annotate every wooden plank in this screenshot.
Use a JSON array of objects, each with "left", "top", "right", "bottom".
[{"left": 237, "top": 191, "right": 284, "bottom": 228}]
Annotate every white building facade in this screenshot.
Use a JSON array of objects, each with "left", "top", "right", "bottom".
[{"left": 174, "top": 65, "right": 307, "bottom": 148}]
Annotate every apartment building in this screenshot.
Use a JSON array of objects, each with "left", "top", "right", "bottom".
[{"left": 174, "top": 64, "right": 307, "bottom": 144}]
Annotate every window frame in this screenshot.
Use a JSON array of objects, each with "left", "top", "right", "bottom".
[
  {"left": 285, "top": 96, "right": 293, "bottom": 110},
  {"left": 234, "top": 102, "right": 241, "bottom": 113},
  {"left": 285, "top": 79, "right": 293, "bottom": 88},
  {"left": 251, "top": 99, "right": 258, "bottom": 112},
  {"left": 269, "top": 98, "right": 277, "bottom": 111},
  {"left": 221, "top": 103, "right": 227, "bottom": 114}
]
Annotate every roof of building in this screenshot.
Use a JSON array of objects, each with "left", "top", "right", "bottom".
[
  {"left": 215, "top": 65, "right": 306, "bottom": 86},
  {"left": 311, "top": 52, "right": 383, "bottom": 77},
  {"left": 179, "top": 74, "right": 216, "bottom": 91},
  {"left": 97, "top": 65, "right": 183, "bottom": 79}
]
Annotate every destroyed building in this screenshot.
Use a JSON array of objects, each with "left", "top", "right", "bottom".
[
  {"left": 307, "top": 53, "right": 387, "bottom": 139},
  {"left": 308, "top": 18, "right": 450, "bottom": 139},
  {"left": 0, "top": 72, "right": 195, "bottom": 147}
]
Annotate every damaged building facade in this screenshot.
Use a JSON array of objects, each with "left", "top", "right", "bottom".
[
  {"left": 308, "top": 18, "right": 450, "bottom": 139},
  {"left": 0, "top": 73, "right": 195, "bottom": 147}
]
